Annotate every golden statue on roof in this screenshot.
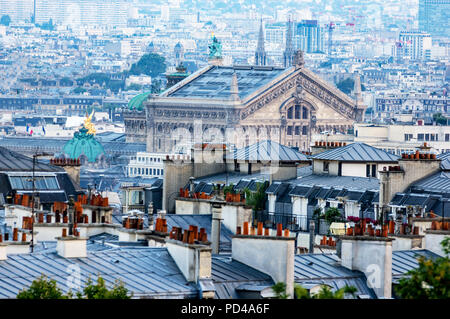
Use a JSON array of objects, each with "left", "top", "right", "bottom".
[{"left": 83, "top": 110, "right": 96, "bottom": 135}]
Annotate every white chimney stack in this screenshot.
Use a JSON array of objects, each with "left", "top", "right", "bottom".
[
  {"left": 340, "top": 235, "right": 393, "bottom": 299},
  {"left": 231, "top": 223, "right": 295, "bottom": 298},
  {"left": 56, "top": 236, "right": 87, "bottom": 258},
  {"left": 0, "top": 243, "right": 7, "bottom": 260},
  {"left": 166, "top": 227, "right": 215, "bottom": 298},
  {"left": 211, "top": 203, "right": 222, "bottom": 254}
]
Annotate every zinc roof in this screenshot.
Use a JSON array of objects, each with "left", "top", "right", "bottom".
[{"left": 310, "top": 142, "right": 399, "bottom": 162}]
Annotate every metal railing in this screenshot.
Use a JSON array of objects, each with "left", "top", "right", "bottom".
[{"left": 252, "top": 211, "right": 332, "bottom": 234}]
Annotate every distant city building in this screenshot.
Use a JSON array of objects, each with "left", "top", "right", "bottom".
[
  {"left": 34, "top": 0, "right": 129, "bottom": 27},
  {"left": 374, "top": 92, "right": 448, "bottom": 122},
  {"left": 395, "top": 31, "right": 432, "bottom": 61},
  {"left": 126, "top": 152, "right": 170, "bottom": 178},
  {"left": 418, "top": 0, "right": 450, "bottom": 38},
  {"left": 295, "top": 20, "right": 325, "bottom": 54},
  {"left": 283, "top": 18, "right": 295, "bottom": 68},
  {"left": 254, "top": 19, "right": 267, "bottom": 66},
  {"left": 0, "top": 0, "right": 34, "bottom": 23}
]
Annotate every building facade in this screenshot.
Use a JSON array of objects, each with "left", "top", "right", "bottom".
[
  {"left": 419, "top": 0, "right": 450, "bottom": 38},
  {"left": 395, "top": 31, "right": 432, "bottom": 61},
  {"left": 124, "top": 51, "right": 366, "bottom": 154}
]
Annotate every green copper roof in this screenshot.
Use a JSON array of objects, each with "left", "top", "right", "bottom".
[
  {"left": 63, "top": 127, "right": 105, "bottom": 163},
  {"left": 128, "top": 91, "right": 151, "bottom": 110}
]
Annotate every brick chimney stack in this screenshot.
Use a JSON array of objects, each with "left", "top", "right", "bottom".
[{"left": 50, "top": 158, "right": 81, "bottom": 186}]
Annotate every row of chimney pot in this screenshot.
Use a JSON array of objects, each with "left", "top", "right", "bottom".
[
  {"left": 169, "top": 225, "right": 208, "bottom": 244},
  {"left": 0, "top": 228, "right": 27, "bottom": 242},
  {"left": 50, "top": 158, "right": 81, "bottom": 166},
  {"left": 320, "top": 236, "right": 336, "bottom": 247},
  {"left": 30, "top": 212, "right": 94, "bottom": 225},
  {"left": 236, "top": 222, "right": 290, "bottom": 237},
  {"left": 178, "top": 189, "right": 213, "bottom": 200},
  {"left": 431, "top": 221, "right": 449, "bottom": 231},
  {"left": 154, "top": 218, "right": 168, "bottom": 233},
  {"left": 225, "top": 193, "right": 245, "bottom": 203},
  {"left": 401, "top": 151, "right": 436, "bottom": 160},
  {"left": 14, "top": 194, "right": 33, "bottom": 208},
  {"left": 123, "top": 216, "right": 145, "bottom": 230},
  {"left": 315, "top": 141, "right": 347, "bottom": 147}
]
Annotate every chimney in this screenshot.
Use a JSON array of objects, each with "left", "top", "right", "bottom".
[
  {"left": 211, "top": 203, "right": 222, "bottom": 254},
  {"left": 309, "top": 220, "right": 315, "bottom": 253},
  {"left": 232, "top": 224, "right": 295, "bottom": 298},
  {"left": 340, "top": 235, "right": 393, "bottom": 299},
  {"left": 0, "top": 243, "right": 6, "bottom": 260},
  {"left": 379, "top": 156, "right": 441, "bottom": 207},
  {"left": 56, "top": 235, "right": 87, "bottom": 258},
  {"left": 51, "top": 158, "right": 81, "bottom": 186},
  {"left": 166, "top": 230, "right": 215, "bottom": 298},
  {"left": 424, "top": 228, "right": 450, "bottom": 257}
]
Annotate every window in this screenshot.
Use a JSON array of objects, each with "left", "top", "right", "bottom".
[
  {"left": 302, "top": 106, "right": 308, "bottom": 119},
  {"left": 145, "top": 168, "right": 149, "bottom": 175},
  {"left": 287, "top": 126, "right": 293, "bottom": 135},
  {"left": 366, "top": 164, "right": 371, "bottom": 177},
  {"left": 302, "top": 126, "right": 308, "bottom": 135},
  {"left": 372, "top": 164, "right": 376, "bottom": 177},
  {"left": 323, "top": 162, "right": 329, "bottom": 172},
  {"left": 418, "top": 134, "right": 424, "bottom": 141},
  {"left": 8, "top": 176, "right": 58, "bottom": 190},
  {"left": 287, "top": 107, "right": 293, "bottom": 119},
  {"left": 161, "top": 169, "right": 164, "bottom": 175},
  {"left": 446, "top": 134, "right": 449, "bottom": 142},
  {"left": 425, "top": 134, "right": 430, "bottom": 141},
  {"left": 295, "top": 126, "right": 300, "bottom": 135},
  {"left": 404, "top": 134, "right": 413, "bottom": 141},
  {"left": 295, "top": 105, "right": 300, "bottom": 119}
]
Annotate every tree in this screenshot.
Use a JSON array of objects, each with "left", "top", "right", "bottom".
[
  {"left": 17, "top": 275, "right": 68, "bottom": 299},
  {"left": 395, "top": 238, "right": 450, "bottom": 299},
  {"left": 0, "top": 15, "right": 11, "bottom": 26},
  {"left": 17, "top": 275, "right": 131, "bottom": 299},
  {"left": 150, "top": 79, "right": 162, "bottom": 94},
  {"left": 433, "top": 113, "right": 448, "bottom": 125},
  {"left": 323, "top": 207, "right": 342, "bottom": 225},
  {"left": 336, "top": 77, "right": 366, "bottom": 95},
  {"left": 223, "top": 183, "right": 235, "bottom": 196},
  {"left": 294, "top": 284, "right": 357, "bottom": 299},
  {"left": 271, "top": 282, "right": 289, "bottom": 299},
  {"left": 244, "top": 182, "right": 268, "bottom": 212},
  {"left": 128, "top": 53, "right": 166, "bottom": 78},
  {"left": 77, "top": 277, "right": 131, "bottom": 299}
]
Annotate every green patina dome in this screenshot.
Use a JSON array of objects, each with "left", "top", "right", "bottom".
[
  {"left": 128, "top": 91, "right": 152, "bottom": 110},
  {"left": 63, "top": 127, "right": 105, "bottom": 163}
]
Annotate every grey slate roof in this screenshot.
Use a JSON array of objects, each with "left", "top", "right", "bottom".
[
  {"left": 410, "top": 171, "right": 450, "bottom": 193},
  {"left": 392, "top": 249, "right": 441, "bottom": 282},
  {"left": 0, "top": 146, "right": 63, "bottom": 172},
  {"left": 292, "top": 174, "right": 380, "bottom": 191},
  {"left": 310, "top": 142, "right": 399, "bottom": 162},
  {"left": 0, "top": 248, "right": 199, "bottom": 298},
  {"left": 211, "top": 255, "right": 274, "bottom": 299},
  {"left": 226, "top": 140, "right": 309, "bottom": 162},
  {"left": 437, "top": 152, "right": 450, "bottom": 171},
  {"left": 166, "top": 65, "right": 286, "bottom": 100},
  {"left": 294, "top": 254, "right": 377, "bottom": 298}
]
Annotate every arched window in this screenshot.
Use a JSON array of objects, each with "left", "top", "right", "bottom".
[
  {"left": 302, "top": 106, "right": 308, "bottom": 119},
  {"left": 287, "top": 107, "right": 293, "bottom": 119},
  {"left": 295, "top": 105, "right": 300, "bottom": 119}
]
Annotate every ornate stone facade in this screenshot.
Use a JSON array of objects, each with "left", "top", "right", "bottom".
[{"left": 124, "top": 61, "right": 365, "bottom": 153}]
